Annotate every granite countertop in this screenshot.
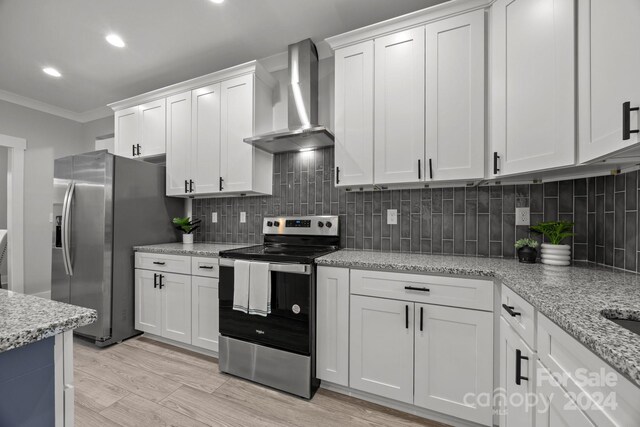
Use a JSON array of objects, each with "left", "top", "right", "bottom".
[
  {"left": 317, "top": 250, "right": 640, "bottom": 388},
  {"left": 134, "top": 242, "right": 252, "bottom": 256},
  {"left": 0, "top": 289, "right": 97, "bottom": 353}
]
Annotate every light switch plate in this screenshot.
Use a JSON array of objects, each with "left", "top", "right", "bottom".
[
  {"left": 211, "top": 212, "right": 217, "bottom": 223},
  {"left": 387, "top": 209, "right": 398, "bottom": 225},
  {"left": 516, "top": 207, "right": 530, "bottom": 226},
  {"left": 240, "top": 212, "right": 246, "bottom": 223}
]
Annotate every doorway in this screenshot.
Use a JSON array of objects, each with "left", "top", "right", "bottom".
[{"left": 0, "top": 134, "right": 25, "bottom": 293}]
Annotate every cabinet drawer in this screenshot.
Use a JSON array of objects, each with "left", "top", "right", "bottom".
[
  {"left": 537, "top": 314, "right": 640, "bottom": 427},
  {"left": 135, "top": 252, "right": 191, "bottom": 275},
  {"left": 501, "top": 284, "right": 535, "bottom": 349},
  {"left": 191, "top": 257, "right": 219, "bottom": 278},
  {"left": 350, "top": 269, "right": 493, "bottom": 311}
]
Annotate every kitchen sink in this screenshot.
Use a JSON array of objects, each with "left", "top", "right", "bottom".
[{"left": 601, "top": 312, "right": 640, "bottom": 337}]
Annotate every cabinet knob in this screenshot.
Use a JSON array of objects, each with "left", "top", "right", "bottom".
[
  {"left": 325, "top": 221, "right": 332, "bottom": 228},
  {"left": 317, "top": 221, "right": 324, "bottom": 228}
]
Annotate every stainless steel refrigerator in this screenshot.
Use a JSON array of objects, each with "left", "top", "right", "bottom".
[{"left": 51, "top": 150, "right": 183, "bottom": 346}]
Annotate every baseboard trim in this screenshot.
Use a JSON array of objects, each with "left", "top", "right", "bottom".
[
  {"left": 319, "top": 381, "right": 488, "bottom": 427},
  {"left": 139, "top": 333, "right": 218, "bottom": 359},
  {"left": 31, "top": 290, "right": 51, "bottom": 300}
]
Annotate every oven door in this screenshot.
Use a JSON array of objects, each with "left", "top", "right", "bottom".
[{"left": 218, "top": 259, "right": 314, "bottom": 356}]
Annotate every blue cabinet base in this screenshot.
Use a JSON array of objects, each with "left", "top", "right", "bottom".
[{"left": 0, "top": 337, "right": 55, "bottom": 426}]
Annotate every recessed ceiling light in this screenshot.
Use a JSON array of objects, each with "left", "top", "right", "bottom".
[
  {"left": 106, "top": 33, "right": 126, "bottom": 48},
  {"left": 43, "top": 67, "right": 62, "bottom": 77},
  {"left": 299, "top": 148, "right": 314, "bottom": 152},
  {"left": 210, "top": 0, "right": 224, "bottom": 4}
]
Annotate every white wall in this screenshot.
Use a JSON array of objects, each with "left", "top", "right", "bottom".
[
  {"left": 82, "top": 115, "right": 114, "bottom": 147},
  {"left": 0, "top": 146, "right": 6, "bottom": 229},
  {"left": 0, "top": 99, "right": 95, "bottom": 295}
]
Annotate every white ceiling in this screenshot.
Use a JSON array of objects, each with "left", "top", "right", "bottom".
[{"left": 0, "top": 0, "right": 446, "bottom": 121}]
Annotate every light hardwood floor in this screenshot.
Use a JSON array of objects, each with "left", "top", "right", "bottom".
[{"left": 74, "top": 337, "right": 450, "bottom": 427}]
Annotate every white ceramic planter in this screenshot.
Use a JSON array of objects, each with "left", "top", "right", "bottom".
[
  {"left": 182, "top": 234, "right": 194, "bottom": 244},
  {"left": 540, "top": 243, "right": 571, "bottom": 266}
]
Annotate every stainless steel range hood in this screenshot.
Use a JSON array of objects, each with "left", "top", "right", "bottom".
[{"left": 244, "top": 39, "right": 334, "bottom": 154}]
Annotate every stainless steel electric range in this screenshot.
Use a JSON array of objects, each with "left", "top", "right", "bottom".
[{"left": 218, "top": 215, "right": 339, "bottom": 399}]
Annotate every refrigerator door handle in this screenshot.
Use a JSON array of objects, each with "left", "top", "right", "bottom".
[
  {"left": 63, "top": 182, "right": 76, "bottom": 276},
  {"left": 61, "top": 182, "right": 72, "bottom": 275}
]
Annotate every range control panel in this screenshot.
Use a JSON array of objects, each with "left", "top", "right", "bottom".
[{"left": 263, "top": 216, "right": 339, "bottom": 236}]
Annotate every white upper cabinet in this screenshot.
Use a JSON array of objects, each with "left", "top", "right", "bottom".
[
  {"left": 114, "top": 100, "right": 166, "bottom": 159},
  {"left": 110, "top": 61, "right": 274, "bottom": 197},
  {"left": 374, "top": 28, "right": 425, "bottom": 185},
  {"left": 114, "top": 106, "right": 139, "bottom": 158},
  {"left": 139, "top": 99, "right": 166, "bottom": 158},
  {"left": 425, "top": 10, "right": 485, "bottom": 181},
  {"left": 220, "top": 74, "right": 256, "bottom": 193},
  {"left": 491, "top": 0, "right": 575, "bottom": 176},
  {"left": 334, "top": 41, "right": 374, "bottom": 187},
  {"left": 192, "top": 84, "right": 222, "bottom": 195},
  {"left": 166, "top": 92, "right": 192, "bottom": 196},
  {"left": 578, "top": 0, "right": 640, "bottom": 163}
]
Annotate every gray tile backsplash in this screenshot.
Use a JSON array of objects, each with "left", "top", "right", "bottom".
[{"left": 193, "top": 147, "right": 640, "bottom": 272}]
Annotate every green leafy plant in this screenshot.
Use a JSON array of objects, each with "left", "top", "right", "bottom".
[
  {"left": 172, "top": 217, "right": 201, "bottom": 235},
  {"left": 514, "top": 238, "right": 539, "bottom": 249},
  {"left": 529, "top": 221, "right": 575, "bottom": 245}
]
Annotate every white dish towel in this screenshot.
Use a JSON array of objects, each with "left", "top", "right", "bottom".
[
  {"left": 232, "top": 260, "right": 251, "bottom": 313},
  {"left": 248, "top": 261, "right": 271, "bottom": 316}
]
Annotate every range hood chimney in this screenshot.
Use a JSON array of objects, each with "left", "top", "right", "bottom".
[{"left": 244, "top": 39, "right": 334, "bottom": 154}]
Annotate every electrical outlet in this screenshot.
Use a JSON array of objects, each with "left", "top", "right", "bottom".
[
  {"left": 211, "top": 212, "right": 217, "bottom": 223},
  {"left": 240, "top": 212, "right": 246, "bottom": 223},
  {"left": 516, "top": 207, "right": 530, "bottom": 226},
  {"left": 387, "top": 209, "right": 398, "bottom": 225}
]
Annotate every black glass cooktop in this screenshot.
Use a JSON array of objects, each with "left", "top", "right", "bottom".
[{"left": 219, "top": 244, "right": 338, "bottom": 263}]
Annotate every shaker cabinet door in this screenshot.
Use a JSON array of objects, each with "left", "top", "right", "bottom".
[
  {"left": 134, "top": 269, "right": 162, "bottom": 336},
  {"left": 578, "top": 0, "right": 640, "bottom": 162},
  {"left": 426, "top": 10, "right": 485, "bottom": 181},
  {"left": 166, "top": 92, "right": 192, "bottom": 196},
  {"left": 334, "top": 41, "right": 374, "bottom": 187},
  {"left": 374, "top": 28, "right": 425, "bottom": 185},
  {"left": 316, "top": 267, "right": 350, "bottom": 386},
  {"left": 414, "top": 304, "right": 493, "bottom": 425},
  {"left": 350, "top": 295, "right": 414, "bottom": 404},
  {"left": 220, "top": 74, "right": 254, "bottom": 193},
  {"left": 491, "top": 0, "right": 575, "bottom": 176}
]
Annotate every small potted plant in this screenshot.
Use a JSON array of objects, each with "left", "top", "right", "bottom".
[
  {"left": 172, "top": 217, "right": 201, "bottom": 244},
  {"left": 529, "top": 220, "right": 575, "bottom": 266},
  {"left": 514, "top": 238, "right": 538, "bottom": 263}
]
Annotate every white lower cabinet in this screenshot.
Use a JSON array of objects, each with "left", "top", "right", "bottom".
[
  {"left": 350, "top": 295, "right": 415, "bottom": 404},
  {"left": 316, "top": 267, "right": 350, "bottom": 386},
  {"left": 500, "top": 316, "right": 536, "bottom": 427},
  {"left": 160, "top": 272, "right": 192, "bottom": 344},
  {"left": 135, "top": 254, "right": 220, "bottom": 351},
  {"left": 346, "top": 268, "right": 494, "bottom": 425},
  {"left": 134, "top": 269, "right": 162, "bottom": 336},
  {"left": 414, "top": 304, "right": 493, "bottom": 425},
  {"left": 536, "top": 361, "right": 597, "bottom": 427},
  {"left": 135, "top": 269, "right": 191, "bottom": 344},
  {"left": 191, "top": 275, "right": 219, "bottom": 352}
]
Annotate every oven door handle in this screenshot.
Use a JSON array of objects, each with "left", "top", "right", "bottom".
[{"left": 219, "top": 258, "right": 312, "bottom": 275}]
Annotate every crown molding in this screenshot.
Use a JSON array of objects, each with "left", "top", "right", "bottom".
[
  {"left": 326, "top": 0, "right": 492, "bottom": 50},
  {"left": 0, "top": 89, "right": 112, "bottom": 123}
]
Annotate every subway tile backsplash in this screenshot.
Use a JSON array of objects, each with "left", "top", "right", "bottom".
[{"left": 193, "top": 147, "right": 639, "bottom": 272}]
